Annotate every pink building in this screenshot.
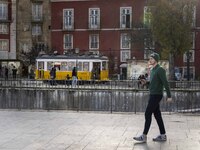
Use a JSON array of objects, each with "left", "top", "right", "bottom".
[
  {"left": 0, "top": 0, "right": 16, "bottom": 60},
  {"left": 0, "top": 0, "right": 18, "bottom": 76}
]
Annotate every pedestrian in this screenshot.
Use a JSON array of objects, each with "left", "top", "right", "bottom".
[
  {"left": 12, "top": 66, "right": 17, "bottom": 79},
  {"left": 138, "top": 74, "right": 146, "bottom": 89},
  {"left": 133, "top": 52, "right": 172, "bottom": 143},
  {"left": 72, "top": 67, "right": 77, "bottom": 87},
  {"left": 50, "top": 66, "right": 56, "bottom": 85},
  {"left": 29, "top": 67, "right": 34, "bottom": 79},
  {"left": 5, "top": 66, "right": 8, "bottom": 79}
]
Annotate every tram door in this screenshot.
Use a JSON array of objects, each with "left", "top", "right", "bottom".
[
  {"left": 38, "top": 62, "right": 44, "bottom": 79},
  {"left": 92, "top": 62, "right": 101, "bottom": 80},
  {"left": 121, "top": 67, "right": 127, "bottom": 80}
]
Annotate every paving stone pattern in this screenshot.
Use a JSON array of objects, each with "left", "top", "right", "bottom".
[{"left": 0, "top": 110, "right": 199, "bottom": 150}]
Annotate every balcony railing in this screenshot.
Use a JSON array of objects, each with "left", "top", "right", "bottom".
[{"left": 32, "top": 16, "right": 43, "bottom": 23}]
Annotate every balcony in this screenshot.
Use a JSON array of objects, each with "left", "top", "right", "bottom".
[
  {"left": 31, "top": 16, "right": 43, "bottom": 23},
  {"left": 30, "top": 0, "right": 43, "bottom": 2},
  {"left": 62, "top": 26, "right": 74, "bottom": 31},
  {"left": 0, "top": 18, "right": 10, "bottom": 23},
  {"left": 88, "top": 24, "right": 100, "bottom": 30}
]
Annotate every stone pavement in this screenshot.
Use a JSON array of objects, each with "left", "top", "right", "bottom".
[{"left": 0, "top": 110, "right": 199, "bottom": 150}]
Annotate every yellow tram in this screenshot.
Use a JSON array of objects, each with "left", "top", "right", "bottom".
[{"left": 35, "top": 54, "right": 109, "bottom": 81}]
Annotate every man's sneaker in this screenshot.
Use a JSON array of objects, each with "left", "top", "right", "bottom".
[
  {"left": 133, "top": 134, "right": 147, "bottom": 143},
  {"left": 153, "top": 134, "right": 167, "bottom": 142}
]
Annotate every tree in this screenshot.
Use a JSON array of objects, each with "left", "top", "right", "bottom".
[
  {"left": 19, "top": 43, "right": 50, "bottom": 66},
  {"left": 149, "top": 0, "right": 196, "bottom": 80},
  {"left": 129, "top": 21, "right": 155, "bottom": 60}
]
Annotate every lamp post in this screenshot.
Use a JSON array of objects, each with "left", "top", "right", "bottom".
[{"left": 186, "top": 50, "right": 192, "bottom": 81}]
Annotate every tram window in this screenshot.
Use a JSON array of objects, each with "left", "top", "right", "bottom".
[
  {"left": 54, "top": 65, "right": 60, "bottom": 70},
  {"left": 61, "top": 62, "right": 68, "bottom": 71},
  {"left": 54, "top": 62, "right": 61, "bottom": 70},
  {"left": 83, "top": 62, "right": 89, "bottom": 71},
  {"left": 77, "top": 62, "right": 83, "bottom": 71},
  {"left": 102, "top": 61, "right": 107, "bottom": 70},
  {"left": 38, "top": 62, "right": 44, "bottom": 69},
  {"left": 47, "top": 62, "right": 54, "bottom": 70},
  {"left": 68, "top": 61, "right": 75, "bottom": 71}
]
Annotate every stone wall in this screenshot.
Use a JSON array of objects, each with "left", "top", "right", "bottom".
[{"left": 0, "top": 88, "right": 199, "bottom": 113}]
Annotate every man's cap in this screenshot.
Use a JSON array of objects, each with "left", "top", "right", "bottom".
[{"left": 150, "top": 53, "right": 160, "bottom": 62}]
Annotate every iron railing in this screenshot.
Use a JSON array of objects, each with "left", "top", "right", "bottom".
[
  {"left": 1, "top": 78, "right": 200, "bottom": 89},
  {"left": 0, "top": 79, "right": 200, "bottom": 113}
]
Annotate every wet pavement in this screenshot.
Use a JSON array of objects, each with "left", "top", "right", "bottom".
[{"left": 0, "top": 110, "right": 199, "bottom": 150}]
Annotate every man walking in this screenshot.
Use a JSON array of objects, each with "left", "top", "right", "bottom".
[{"left": 133, "top": 52, "right": 172, "bottom": 143}]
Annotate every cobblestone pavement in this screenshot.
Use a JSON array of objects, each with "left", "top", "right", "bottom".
[{"left": 0, "top": 110, "right": 199, "bottom": 150}]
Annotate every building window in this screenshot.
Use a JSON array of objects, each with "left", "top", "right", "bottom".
[
  {"left": 191, "top": 32, "right": 195, "bottom": 49},
  {"left": 0, "top": 23, "right": 8, "bottom": 34},
  {"left": 0, "top": 39, "right": 8, "bottom": 51},
  {"left": 144, "top": 38, "right": 155, "bottom": 59},
  {"left": 64, "top": 34, "right": 73, "bottom": 49},
  {"left": 89, "top": 34, "right": 99, "bottom": 49},
  {"left": 32, "top": 3, "right": 43, "bottom": 21},
  {"left": 63, "top": 9, "right": 74, "bottom": 30},
  {"left": 20, "top": 42, "right": 30, "bottom": 53},
  {"left": 144, "top": 38, "right": 155, "bottom": 49},
  {"left": 121, "top": 33, "right": 131, "bottom": 49},
  {"left": 0, "top": 3, "right": 7, "bottom": 20},
  {"left": 144, "top": 49, "right": 154, "bottom": 60},
  {"left": 187, "top": 6, "right": 197, "bottom": 27},
  {"left": 192, "top": 6, "right": 196, "bottom": 27},
  {"left": 182, "top": 67, "right": 195, "bottom": 80},
  {"left": 89, "top": 8, "right": 100, "bottom": 29},
  {"left": 183, "top": 50, "right": 194, "bottom": 63},
  {"left": 121, "top": 50, "right": 130, "bottom": 62},
  {"left": 120, "top": 7, "right": 132, "bottom": 28},
  {"left": 32, "top": 24, "right": 42, "bottom": 36},
  {"left": 183, "top": 6, "right": 196, "bottom": 27},
  {"left": 183, "top": 32, "right": 195, "bottom": 63},
  {"left": 144, "top": 6, "right": 152, "bottom": 27}
]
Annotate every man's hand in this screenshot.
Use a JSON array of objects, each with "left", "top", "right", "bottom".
[{"left": 166, "top": 98, "right": 172, "bottom": 103}]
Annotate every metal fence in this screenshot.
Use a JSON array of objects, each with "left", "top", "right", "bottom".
[
  {"left": 0, "top": 79, "right": 200, "bottom": 113},
  {"left": 1, "top": 78, "right": 200, "bottom": 89}
]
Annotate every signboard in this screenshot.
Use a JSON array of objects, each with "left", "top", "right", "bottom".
[{"left": 127, "top": 59, "right": 169, "bottom": 80}]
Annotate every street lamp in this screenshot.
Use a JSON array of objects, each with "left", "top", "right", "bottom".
[{"left": 186, "top": 50, "right": 192, "bottom": 81}]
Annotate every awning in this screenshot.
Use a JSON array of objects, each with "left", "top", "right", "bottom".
[{"left": 120, "top": 63, "right": 127, "bottom": 68}]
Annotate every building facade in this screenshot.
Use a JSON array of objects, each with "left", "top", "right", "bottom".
[
  {"left": 174, "top": 0, "right": 200, "bottom": 80},
  {"left": 0, "top": 0, "right": 51, "bottom": 78},
  {"left": 0, "top": 0, "right": 19, "bottom": 78},
  {"left": 17, "top": 0, "right": 51, "bottom": 65},
  {"left": 1, "top": 0, "right": 199, "bottom": 79},
  {"left": 51, "top": 0, "right": 147, "bottom": 77},
  {"left": 50, "top": 0, "right": 200, "bottom": 80},
  {"left": 0, "top": 0, "right": 16, "bottom": 60}
]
